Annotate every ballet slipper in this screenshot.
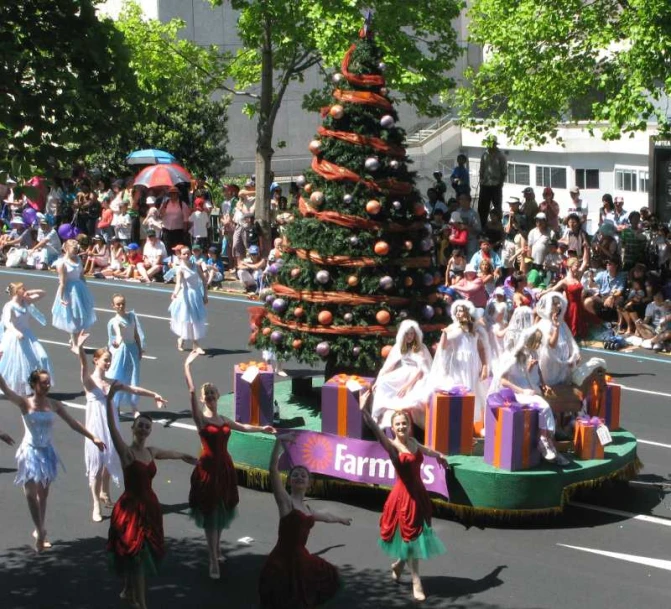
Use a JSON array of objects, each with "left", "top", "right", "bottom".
[
  {"left": 177, "top": 339, "right": 185, "bottom": 352},
  {"left": 92, "top": 505, "right": 103, "bottom": 523},
  {"left": 193, "top": 346, "right": 206, "bottom": 355},
  {"left": 32, "top": 530, "right": 52, "bottom": 549},
  {"left": 99, "top": 493, "right": 114, "bottom": 508},
  {"left": 412, "top": 578, "right": 426, "bottom": 602},
  {"left": 391, "top": 560, "right": 404, "bottom": 582},
  {"left": 209, "top": 560, "right": 220, "bottom": 580}
]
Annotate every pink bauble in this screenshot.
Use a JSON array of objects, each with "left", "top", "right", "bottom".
[
  {"left": 308, "top": 139, "right": 322, "bottom": 154},
  {"left": 329, "top": 105, "right": 344, "bottom": 119}
]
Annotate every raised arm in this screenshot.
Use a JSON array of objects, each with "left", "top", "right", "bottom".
[
  {"left": 269, "top": 435, "right": 293, "bottom": 517},
  {"left": 112, "top": 381, "right": 167, "bottom": 407},
  {"left": 149, "top": 447, "right": 197, "bottom": 465},
  {"left": 359, "top": 390, "right": 398, "bottom": 461},
  {"left": 0, "top": 368, "right": 30, "bottom": 414},
  {"left": 184, "top": 351, "right": 203, "bottom": 430},
  {"left": 75, "top": 332, "right": 96, "bottom": 392},
  {"left": 0, "top": 428, "right": 15, "bottom": 446},
  {"left": 106, "top": 384, "right": 132, "bottom": 464},
  {"left": 24, "top": 289, "right": 46, "bottom": 302}
]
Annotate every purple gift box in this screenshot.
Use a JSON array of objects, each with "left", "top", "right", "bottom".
[
  {"left": 234, "top": 363, "right": 274, "bottom": 426},
  {"left": 321, "top": 375, "right": 374, "bottom": 439},
  {"left": 484, "top": 389, "right": 541, "bottom": 471}
]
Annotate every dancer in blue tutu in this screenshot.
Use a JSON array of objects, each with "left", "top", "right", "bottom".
[
  {"left": 0, "top": 283, "right": 53, "bottom": 395},
  {"left": 169, "top": 245, "right": 208, "bottom": 354},
  {"left": 0, "top": 366, "right": 104, "bottom": 551},
  {"left": 51, "top": 239, "right": 97, "bottom": 352},
  {"left": 107, "top": 294, "right": 145, "bottom": 417}
]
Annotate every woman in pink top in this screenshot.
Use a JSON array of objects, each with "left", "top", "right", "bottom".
[
  {"left": 159, "top": 186, "right": 191, "bottom": 252},
  {"left": 453, "top": 264, "right": 489, "bottom": 309}
]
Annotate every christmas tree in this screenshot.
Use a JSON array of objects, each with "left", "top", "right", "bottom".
[{"left": 253, "top": 21, "right": 446, "bottom": 375}]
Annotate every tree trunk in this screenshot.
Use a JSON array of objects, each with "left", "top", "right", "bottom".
[{"left": 255, "top": 17, "right": 274, "bottom": 256}]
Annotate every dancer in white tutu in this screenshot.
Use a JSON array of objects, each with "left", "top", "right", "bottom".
[
  {"left": 0, "top": 366, "right": 104, "bottom": 551},
  {"left": 169, "top": 245, "right": 208, "bottom": 353},
  {"left": 107, "top": 294, "right": 145, "bottom": 417},
  {"left": 0, "top": 283, "right": 53, "bottom": 395},
  {"left": 503, "top": 305, "right": 535, "bottom": 352},
  {"left": 372, "top": 320, "right": 433, "bottom": 428},
  {"left": 51, "top": 239, "right": 96, "bottom": 351},
  {"left": 76, "top": 332, "right": 167, "bottom": 523},
  {"left": 535, "top": 292, "right": 580, "bottom": 385},
  {"left": 428, "top": 300, "right": 491, "bottom": 434},
  {"left": 490, "top": 328, "right": 567, "bottom": 465}
]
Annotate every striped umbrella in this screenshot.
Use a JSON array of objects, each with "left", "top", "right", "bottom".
[{"left": 134, "top": 163, "right": 192, "bottom": 189}]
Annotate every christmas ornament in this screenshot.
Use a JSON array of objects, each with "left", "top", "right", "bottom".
[
  {"left": 423, "top": 273, "right": 434, "bottom": 286},
  {"left": 427, "top": 293, "right": 439, "bottom": 303},
  {"left": 290, "top": 267, "right": 301, "bottom": 278},
  {"left": 380, "top": 87, "right": 389, "bottom": 96},
  {"left": 316, "top": 341, "right": 330, "bottom": 357},
  {"left": 262, "top": 327, "right": 272, "bottom": 336},
  {"left": 378, "top": 62, "right": 387, "bottom": 72},
  {"left": 343, "top": 194, "right": 353, "bottom": 204},
  {"left": 364, "top": 156, "right": 380, "bottom": 172},
  {"left": 349, "top": 235, "right": 359, "bottom": 246},
  {"left": 304, "top": 183, "right": 313, "bottom": 194},
  {"left": 376, "top": 310, "right": 391, "bottom": 325},
  {"left": 296, "top": 175, "right": 306, "bottom": 187},
  {"left": 392, "top": 200, "right": 402, "bottom": 210},
  {"left": 380, "top": 114, "right": 395, "bottom": 129},
  {"left": 343, "top": 313, "right": 353, "bottom": 323},
  {"left": 268, "top": 263, "right": 280, "bottom": 275},
  {"left": 398, "top": 310, "right": 409, "bottom": 319},
  {"left": 435, "top": 306, "right": 443, "bottom": 316},
  {"left": 374, "top": 241, "right": 390, "bottom": 255},
  {"left": 332, "top": 73, "right": 344, "bottom": 84},
  {"left": 414, "top": 202, "right": 426, "bottom": 216},
  {"left": 379, "top": 275, "right": 394, "bottom": 290},
  {"left": 310, "top": 191, "right": 325, "bottom": 205},
  {"left": 352, "top": 346, "right": 361, "bottom": 356},
  {"left": 270, "top": 330, "right": 284, "bottom": 344},
  {"left": 272, "top": 298, "right": 288, "bottom": 313},
  {"left": 292, "top": 339, "right": 303, "bottom": 349},
  {"left": 381, "top": 345, "right": 392, "bottom": 358},
  {"left": 317, "top": 310, "right": 333, "bottom": 325},
  {"left": 389, "top": 160, "right": 399, "bottom": 170},
  {"left": 420, "top": 238, "right": 433, "bottom": 252},
  {"left": 264, "top": 294, "right": 275, "bottom": 304},
  {"left": 404, "top": 240, "right": 413, "bottom": 251},
  {"left": 366, "top": 199, "right": 381, "bottom": 215},
  {"left": 308, "top": 139, "right": 322, "bottom": 154},
  {"left": 403, "top": 276, "right": 413, "bottom": 287},
  {"left": 315, "top": 270, "right": 330, "bottom": 284},
  {"left": 422, "top": 305, "right": 435, "bottom": 320},
  {"left": 329, "top": 104, "right": 344, "bottom": 119},
  {"left": 293, "top": 307, "right": 304, "bottom": 318},
  {"left": 347, "top": 275, "right": 359, "bottom": 287}
]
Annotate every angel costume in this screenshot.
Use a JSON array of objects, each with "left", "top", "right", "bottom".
[
  {"left": 503, "top": 306, "right": 534, "bottom": 352},
  {"left": 427, "top": 300, "right": 491, "bottom": 428},
  {"left": 535, "top": 292, "right": 580, "bottom": 386},
  {"left": 371, "top": 320, "right": 433, "bottom": 428},
  {"left": 484, "top": 297, "right": 509, "bottom": 373}
]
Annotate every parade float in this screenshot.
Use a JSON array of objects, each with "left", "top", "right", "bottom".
[{"left": 232, "top": 25, "right": 640, "bottom": 522}]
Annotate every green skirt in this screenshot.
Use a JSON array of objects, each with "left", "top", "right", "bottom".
[
  {"left": 109, "top": 543, "right": 159, "bottom": 577},
  {"left": 378, "top": 524, "right": 446, "bottom": 561},
  {"left": 189, "top": 502, "right": 238, "bottom": 532}
]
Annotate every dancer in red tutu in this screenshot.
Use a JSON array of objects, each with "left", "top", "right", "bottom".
[
  {"left": 105, "top": 383, "right": 197, "bottom": 609},
  {"left": 184, "top": 352, "right": 275, "bottom": 579},
  {"left": 258, "top": 435, "right": 352, "bottom": 609},
  {"left": 361, "top": 390, "right": 447, "bottom": 601}
]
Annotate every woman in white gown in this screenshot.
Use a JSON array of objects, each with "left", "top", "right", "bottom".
[
  {"left": 484, "top": 287, "right": 509, "bottom": 374},
  {"left": 503, "top": 305, "right": 535, "bottom": 352},
  {"left": 490, "top": 328, "right": 567, "bottom": 465},
  {"left": 535, "top": 292, "right": 580, "bottom": 386},
  {"left": 371, "top": 320, "right": 433, "bottom": 428},
  {"left": 428, "top": 300, "right": 491, "bottom": 434}
]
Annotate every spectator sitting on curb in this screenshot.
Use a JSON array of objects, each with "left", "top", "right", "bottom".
[
  {"left": 205, "top": 246, "right": 225, "bottom": 288},
  {"left": 237, "top": 245, "right": 266, "bottom": 294}
]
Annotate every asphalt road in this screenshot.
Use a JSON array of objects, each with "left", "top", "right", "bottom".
[{"left": 0, "top": 267, "right": 669, "bottom": 609}]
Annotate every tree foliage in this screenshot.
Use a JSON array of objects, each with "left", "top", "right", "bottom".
[
  {"left": 459, "top": 0, "right": 671, "bottom": 144},
  {"left": 86, "top": 1, "right": 231, "bottom": 178},
  {"left": 0, "top": 0, "right": 136, "bottom": 178}
]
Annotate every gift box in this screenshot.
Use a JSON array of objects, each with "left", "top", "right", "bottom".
[
  {"left": 424, "top": 387, "right": 475, "bottom": 455},
  {"left": 587, "top": 380, "right": 621, "bottom": 430},
  {"left": 573, "top": 416, "right": 605, "bottom": 460},
  {"left": 234, "top": 361, "right": 274, "bottom": 426},
  {"left": 484, "top": 389, "right": 541, "bottom": 471},
  {"left": 321, "top": 374, "right": 373, "bottom": 438}
]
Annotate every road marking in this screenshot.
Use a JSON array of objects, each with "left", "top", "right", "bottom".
[
  {"left": 558, "top": 543, "right": 671, "bottom": 571},
  {"left": 618, "top": 384, "right": 671, "bottom": 399},
  {"left": 638, "top": 439, "right": 671, "bottom": 449},
  {"left": 568, "top": 501, "right": 671, "bottom": 527},
  {"left": 581, "top": 346, "right": 671, "bottom": 365},
  {"left": 95, "top": 307, "right": 171, "bottom": 322},
  {"left": 41, "top": 339, "right": 157, "bottom": 360},
  {"left": 0, "top": 268, "right": 251, "bottom": 305}
]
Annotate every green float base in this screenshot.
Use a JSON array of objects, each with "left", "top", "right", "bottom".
[{"left": 221, "top": 379, "right": 640, "bottom": 524}]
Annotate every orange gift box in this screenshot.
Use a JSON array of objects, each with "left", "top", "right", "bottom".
[
  {"left": 424, "top": 389, "right": 475, "bottom": 455},
  {"left": 573, "top": 417, "right": 604, "bottom": 460},
  {"left": 587, "top": 380, "right": 621, "bottom": 430}
]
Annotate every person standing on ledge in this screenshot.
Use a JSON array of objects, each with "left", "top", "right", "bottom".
[{"left": 478, "top": 136, "right": 507, "bottom": 228}]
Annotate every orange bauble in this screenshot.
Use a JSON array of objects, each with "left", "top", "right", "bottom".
[
  {"left": 347, "top": 275, "right": 359, "bottom": 287},
  {"left": 262, "top": 327, "right": 272, "bottom": 336},
  {"left": 308, "top": 139, "right": 321, "bottom": 154},
  {"left": 317, "top": 310, "right": 333, "bottom": 326},
  {"left": 404, "top": 276, "right": 413, "bottom": 287},
  {"left": 293, "top": 307, "right": 304, "bottom": 318},
  {"left": 329, "top": 104, "right": 345, "bottom": 119},
  {"left": 303, "top": 183, "right": 313, "bottom": 194},
  {"left": 376, "top": 310, "right": 391, "bottom": 325},
  {"left": 413, "top": 202, "right": 426, "bottom": 217},
  {"left": 404, "top": 240, "right": 413, "bottom": 251},
  {"left": 434, "top": 307, "right": 443, "bottom": 316},
  {"left": 290, "top": 267, "right": 301, "bottom": 278},
  {"left": 292, "top": 339, "right": 303, "bottom": 349},
  {"left": 427, "top": 293, "right": 438, "bottom": 303},
  {"left": 381, "top": 345, "right": 393, "bottom": 358},
  {"left": 366, "top": 199, "right": 381, "bottom": 215},
  {"left": 374, "top": 241, "right": 390, "bottom": 256}
]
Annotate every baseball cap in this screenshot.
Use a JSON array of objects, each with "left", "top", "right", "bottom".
[
  {"left": 450, "top": 211, "right": 463, "bottom": 223},
  {"left": 93, "top": 235, "right": 103, "bottom": 241},
  {"left": 248, "top": 245, "right": 260, "bottom": 255},
  {"left": 10, "top": 217, "right": 24, "bottom": 225},
  {"left": 146, "top": 196, "right": 156, "bottom": 205},
  {"left": 464, "top": 263, "right": 477, "bottom": 274},
  {"left": 192, "top": 243, "right": 202, "bottom": 250},
  {"left": 535, "top": 212, "right": 547, "bottom": 220},
  {"left": 146, "top": 229, "right": 156, "bottom": 237},
  {"left": 569, "top": 186, "right": 580, "bottom": 194},
  {"left": 494, "top": 286, "right": 506, "bottom": 297},
  {"left": 507, "top": 196, "right": 521, "bottom": 205},
  {"left": 522, "top": 187, "right": 534, "bottom": 195},
  {"left": 127, "top": 243, "right": 140, "bottom": 250},
  {"left": 208, "top": 246, "right": 219, "bottom": 254}
]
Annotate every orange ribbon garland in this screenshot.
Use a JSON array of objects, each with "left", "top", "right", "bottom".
[
  {"left": 311, "top": 157, "right": 414, "bottom": 197},
  {"left": 271, "top": 283, "right": 415, "bottom": 306},
  {"left": 317, "top": 127, "right": 405, "bottom": 158},
  {"left": 290, "top": 247, "right": 432, "bottom": 268},
  {"left": 333, "top": 88, "right": 393, "bottom": 111},
  {"left": 340, "top": 44, "right": 386, "bottom": 88}
]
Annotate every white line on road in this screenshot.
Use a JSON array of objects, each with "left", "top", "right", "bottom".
[
  {"left": 41, "top": 339, "right": 157, "bottom": 360},
  {"left": 558, "top": 543, "right": 671, "bottom": 571},
  {"left": 638, "top": 439, "right": 671, "bottom": 449},
  {"left": 568, "top": 501, "right": 671, "bottom": 527},
  {"left": 95, "top": 307, "right": 171, "bottom": 322},
  {"left": 619, "top": 384, "right": 671, "bottom": 399}
]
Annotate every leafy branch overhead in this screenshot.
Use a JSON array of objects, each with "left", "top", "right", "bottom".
[{"left": 460, "top": 0, "right": 671, "bottom": 145}]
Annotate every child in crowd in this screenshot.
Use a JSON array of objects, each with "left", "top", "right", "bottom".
[
  {"left": 97, "top": 195, "right": 114, "bottom": 243},
  {"left": 638, "top": 292, "right": 671, "bottom": 350},
  {"left": 112, "top": 201, "right": 132, "bottom": 245},
  {"left": 189, "top": 197, "right": 210, "bottom": 251},
  {"left": 204, "top": 246, "right": 225, "bottom": 288},
  {"left": 237, "top": 245, "right": 266, "bottom": 293},
  {"left": 163, "top": 244, "right": 184, "bottom": 283},
  {"left": 478, "top": 259, "right": 496, "bottom": 296},
  {"left": 448, "top": 213, "right": 468, "bottom": 254},
  {"left": 450, "top": 153, "right": 470, "bottom": 196},
  {"left": 83, "top": 235, "right": 109, "bottom": 276},
  {"left": 543, "top": 240, "right": 564, "bottom": 285},
  {"left": 445, "top": 248, "right": 466, "bottom": 285},
  {"left": 101, "top": 237, "right": 126, "bottom": 278},
  {"left": 142, "top": 196, "right": 163, "bottom": 236},
  {"left": 118, "top": 243, "right": 143, "bottom": 280},
  {"left": 267, "top": 238, "right": 283, "bottom": 265}
]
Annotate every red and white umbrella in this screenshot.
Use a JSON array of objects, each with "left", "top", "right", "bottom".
[{"left": 134, "top": 163, "right": 192, "bottom": 189}]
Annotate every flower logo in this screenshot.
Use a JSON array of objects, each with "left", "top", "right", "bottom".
[{"left": 301, "top": 434, "right": 333, "bottom": 471}]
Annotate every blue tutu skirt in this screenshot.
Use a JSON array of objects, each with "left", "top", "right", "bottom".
[
  {"left": 15, "top": 442, "right": 63, "bottom": 486},
  {"left": 169, "top": 290, "right": 207, "bottom": 341},
  {"left": 51, "top": 279, "right": 97, "bottom": 333},
  {"left": 107, "top": 343, "right": 141, "bottom": 408},
  {"left": 0, "top": 328, "right": 54, "bottom": 396}
]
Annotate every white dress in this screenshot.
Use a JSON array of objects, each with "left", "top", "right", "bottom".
[
  {"left": 168, "top": 264, "right": 207, "bottom": 340},
  {"left": 372, "top": 348, "right": 432, "bottom": 428},
  {"left": 536, "top": 318, "right": 580, "bottom": 385},
  {"left": 84, "top": 383, "right": 122, "bottom": 486}
]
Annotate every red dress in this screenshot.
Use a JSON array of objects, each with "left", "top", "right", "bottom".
[
  {"left": 565, "top": 282, "right": 589, "bottom": 339},
  {"left": 379, "top": 451, "right": 446, "bottom": 560},
  {"left": 189, "top": 423, "right": 239, "bottom": 530},
  {"left": 258, "top": 509, "right": 340, "bottom": 609},
  {"left": 107, "top": 460, "right": 164, "bottom": 573}
]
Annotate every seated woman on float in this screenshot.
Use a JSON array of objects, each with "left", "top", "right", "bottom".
[
  {"left": 371, "top": 320, "right": 433, "bottom": 429},
  {"left": 490, "top": 328, "right": 568, "bottom": 466}
]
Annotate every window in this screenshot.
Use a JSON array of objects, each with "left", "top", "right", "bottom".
[
  {"left": 507, "top": 163, "right": 530, "bottom": 186},
  {"left": 536, "top": 165, "right": 567, "bottom": 189},
  {"left": 639, "top": 171, "right": 649, "bottom": 193},
  {"left": 615, "top": 169, "right": 638, "bottom": 192},
  {"left": 575, "top": 169, "right": 600, "bottom": 190}
]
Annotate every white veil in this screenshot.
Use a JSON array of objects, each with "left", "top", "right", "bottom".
[{"left": 378, "top": 319, "right": 432, "bottom": 377}]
